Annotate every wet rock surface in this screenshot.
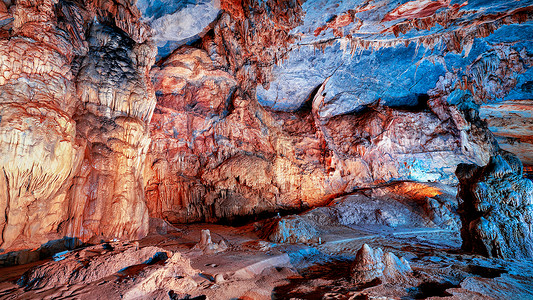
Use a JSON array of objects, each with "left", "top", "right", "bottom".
[{"left": 457, "top": 154, "right": 533, "bottom": 259}]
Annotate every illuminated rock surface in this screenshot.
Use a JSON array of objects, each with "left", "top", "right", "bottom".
[
  {"left": 136, "top": 0, "right": 221, "bottom": 58},
  {"left": 457, "top": 153, "right": 533, "bottom": 259},
  {"left": 0, "top": 0, "right": 532, "bottom": 298},
  {"left": 351, "top": 243, "right": 412, "bottom": 284}
]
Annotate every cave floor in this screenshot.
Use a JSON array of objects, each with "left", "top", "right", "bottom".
[{"left": 0, "top": 222, "right": 532, "bottom": 300}]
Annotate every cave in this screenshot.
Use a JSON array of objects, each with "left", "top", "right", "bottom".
[{"left": 0, "top": 0, "right": 532, "bottom": 299}]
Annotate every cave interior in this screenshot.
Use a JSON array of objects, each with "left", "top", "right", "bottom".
[{"left": 0, "top": 0, "right": 532, "bottom": 299}]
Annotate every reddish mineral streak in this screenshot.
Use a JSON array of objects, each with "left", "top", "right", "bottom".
[{"left": 382, "top": 0, "right": 454, "bottom": 22}]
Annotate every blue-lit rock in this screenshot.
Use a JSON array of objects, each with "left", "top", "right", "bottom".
[
  {"left": 136, "top": 0, "right": 220, "bottom": 58},
  {"left": 257, "top": 0, "right": 533, "bottom": 117}
]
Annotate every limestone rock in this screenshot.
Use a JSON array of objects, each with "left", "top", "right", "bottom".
[
  {"left": 257, "top": 0, "right": 533, "bottom": 116},
  {"left": 456, "top": 153, "right": 533, "bottom": 259},
  {"left": 352, "top": 244, "right": 412, "bottom": 284},
  {"left": 193, "top": 229, "right": 228, "bottom": 254},
  {"left": 67, "top": 113, "right": 151, "bottom": 241},
  {"left": 480, "top": 100, "right": 533, "bottom": 166},
  {"left": 331, "top": 182, "right": 460, "bottom": 230},
  {"left": 64, "top": 20, "right": 156, "bottom": 242},
  {"left": 145, "top": 46, "right": 282, "bottom": 223},
  {"left": 318, "top": 103, "right": 479, "bottom": 184},
  {"left": 86, "top": 0, "right": 150, "bottom": 44},
  {"left": 136, "top": 0, "right": 221, "bottom": 57},
  {"left": 144, "top": 31, "right": 491, "bottom": 224},
  {"left": 122, "top": 252, "right": 198, "bottom": 300},
  {"left": 266, "top": 215, "right": 320, "bottom": 244},
  {"left": 76, "top": 23, "right": 156, "bottom": 122},
  {"left": 0, "top": 103, "right": 83, "bottom": 251},
  {"left": 0, "top": 0, "right": 85, "bottom": 252},
  {"left": 0, "top": 0, "right": 157, "bottom": 254},
  {"left": 20, "top": 241, "right": 167, "bottom": 290}
]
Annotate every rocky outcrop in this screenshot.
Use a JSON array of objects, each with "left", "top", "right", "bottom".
[
  {"left": 193, "top": 229, "right": 228, "bottom": 254},
  {"left": 20, "top": 241, "right": 198, "bottom": 299},
  {"left": 352, "top": 244, "right": 412, "bottom": 284},
  {"left": 0, "top": 0, "right": 85, "bottom": 252},
  {"left": 480, "top": 100, "right": 533, "bottom": 166},
  {"left": 136, "top": 0, "right": 221, "bottom": 58},
  {"left": 20, "top": 241, "right": 162, "bottom": 290},
  {"left": 0, "top": 0, "right": 156, "bottom": 254},
  {"left": 67, "top": 22, "right": 156, "bottom": 242},
  {"left": 331, "top": 182, "right": 460, "bottom": 230},
  {"left": 0, "top": 0, "right": 532, "bottom": 260},
  {"left": 122, "top": 252, "right": 198, "bottom": 300},
  {"left": 145, "top": 46, "right": 282, "bottom": 223},
  {"left": 258, "top": 0, "right": 533, "bottom": 115},
  {"left": 456, "top": 154, "right": 533, "bottom": 259},
  {"left": 265, "top": 215, "right": 320, "bottom": 244},
  {"left": 145, "top": 46, "right": 493, "bottom": 222}
]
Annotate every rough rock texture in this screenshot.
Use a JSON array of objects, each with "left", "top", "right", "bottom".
[
  {"left": 256, "top": 0, "right": 533, "bottom": 162},
  {"left": 0, "top": 0, "right": 85, "bottom": 252},
  {"left": 67, "top": 22, "right": 156, "bottom": 242},
  {"left": 136, "top": 0, "right": 221, "bottom": 58},
  {"left": 265, "top": 215, "right": 320, "bottom": 244},
  {"left": 18, "top": 241, "right": 198, "bottom": 299},
  {"left": 141, "top": 0, "right": 520, "bottom": 224},
  {"left": 193, "top": 229, "right": 228, "bottom": 254},
  {"left": 331, "top": 182, "right": 460, "bottom": 230},
  {"left": 258, "top": 0, "right": 533, "bottom": 115},
  {"left": 480, "top": 100, "right": 533, "bottom": 166},
  {"left": 20, "top": 241, "right": 165, "bottom": 290},
  {"left": 456, "top": 154, "right": 533, "bottom": 259},
  {"left": 0, "top": 0, "right": 156, "bottom": 254},
  {"left": 143, "top": 33, "right": 496, "bottom": 224},
  {"left": 351, "top": 244, "right": 412, "bottom": 284},
  {"left": 122, "top": 252, "right": 198, "bottom": 300},
  {"left": 1, "top": 0, "right": 532, "bottom": 260}
]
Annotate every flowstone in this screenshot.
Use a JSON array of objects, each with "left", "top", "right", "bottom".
[{"left": 456, "top": 153, "right": 533, "bottom": 259}]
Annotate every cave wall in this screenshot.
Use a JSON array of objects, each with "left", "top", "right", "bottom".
[
  {"left": 142, "top": 0, "right": 531, "bottom": 223},
  {"left": 0, "top": 0, "right": 155, "bottom": 253},
  {"left": 0, "top": 0, "right": 531, "bottom": 253}
]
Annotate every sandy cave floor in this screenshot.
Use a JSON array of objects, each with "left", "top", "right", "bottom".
[{"left": 0, "top": 221, "right": 532, "bottom": 300}]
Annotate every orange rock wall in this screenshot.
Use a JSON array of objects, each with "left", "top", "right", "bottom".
[
  {"left": 0, "top": 0, "right": 155, "bottom": 253},
  {"left": 142, "top": 0, "right": 497, "bottom": 223}
]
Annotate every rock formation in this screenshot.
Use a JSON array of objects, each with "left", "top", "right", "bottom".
[
  {"left": 331, "top": 182, "right": 460, "bottom": 230},
  {"left": 0, "top": 0, "right": 85, "bottom": 252},
  {"left": 122, "top": 252, "right": 198, "bottom": 300},
  {"left": 0, "top": 0, "right": 156, "bottom": 254},
  {"left": 480, "top": 100, "right": 533, "bottom": 168},
  {"left": 20, "top": 241, "right": 163, "bottom": 290},
  {"left": 265, "top": 215, "right": 320, "bottom": 244},
  {"left": 67, "top": 21, "right": 156, "bottom": 243},
  {"left": 19, "top": 241, "right": 198, "bottom": 299},
  {"left": 193, "top": 229, "right": 228, "bottom": 254},
  {"left": 352, "top": 244, "right": 412, "bottom": 284},
  {"left": 0, "top": 0, "right": 531, "bottom": 266},
  {"left": 456, "top": 154, "right": 533, "bottom": 259}
]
